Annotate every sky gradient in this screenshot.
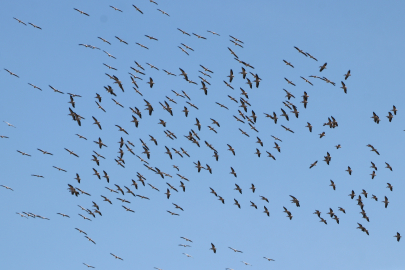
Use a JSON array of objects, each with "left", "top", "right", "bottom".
[{"left": 1, "top": 1, "right": 404, "bottom": 269}]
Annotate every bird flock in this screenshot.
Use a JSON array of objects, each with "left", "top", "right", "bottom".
[{"left": 2, "top": 1, "right": 404, "bottom": 269}]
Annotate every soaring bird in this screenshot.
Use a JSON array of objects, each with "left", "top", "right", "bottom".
[
  {"left": 319, "top": 62, "right": 327, "bottom": 72},
  {"left": 147, "top": 77, "right": 154, "bottom": 88},
  {"left": 4, "top": 69, "right": 19, "bottom": 78},
  {"left": 234, "top": 199, "right": 241, "bottom": 208},
  {"left": 110, "top": 253, "right": 123, "bottom": 260},
  {"left": 234, "top": 184, "right": 242, "bottom": 194},
  {"left": 344, "top": 70, "right": 351, "bottom": 80},
  {"left": 13, "top": 17, "right": 27, "bottom": 25},
  {"left": 230, "top": 167, "right": 237, "bottom": 177},
  {"left": 74, "top": 8, "right": 90, "bottom": 16},
  {"left": 329, "top": 180, "right": 336, "bottom": 190},
  {"left": 210, "top": 243, "right": 217, "bottom": 253},
  {"left": 394, "top": 232, "right": 401, "bottom": 242},
  {"left": 0, "top": 185, "right": 14, "bottom": 191},
  {"left": 382, "top": 196, "right": 389, "bottom": 208}
]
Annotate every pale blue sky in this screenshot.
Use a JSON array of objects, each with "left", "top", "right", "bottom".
[{"left": 1, "top": 1, "right": 404, "bottom": 269}]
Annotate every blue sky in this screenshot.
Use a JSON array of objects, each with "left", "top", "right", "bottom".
[{"left": 1, "top": 0, "right": 404, "bottom": 269}]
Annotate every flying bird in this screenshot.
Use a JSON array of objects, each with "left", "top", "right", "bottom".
[
  {"left": 210, "top": 243, "right": 217, "bottom": 253},
  {"left": 74, "top": 8, "right": 90, "bottom": 16},
  {"left": 319, "top": 62, "right": 327, "bottom": 72}
]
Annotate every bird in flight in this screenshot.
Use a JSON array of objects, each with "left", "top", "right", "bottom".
[
  {"left": 110, "top": 253, "right": 123, "bottom": 260},
  {"left": 0, "top": 185, "right": 14, "bottom": 191},
  {"left": 74, "top": 8, "right": 90, "bottom": 16},
  {"left": 4, "top": 69, "right": 19, "bottom": 78},
  {"left": 13, "top": 17, "right": 27, "bottom": 25},
  {"left": 210, "top": 243, "right": 217, "bottom": 253}
]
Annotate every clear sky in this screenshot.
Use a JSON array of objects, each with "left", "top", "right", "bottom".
[{"left": 1, "top": 0, "right": 404, "bottom": 269}]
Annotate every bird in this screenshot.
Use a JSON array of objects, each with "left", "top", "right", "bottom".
[
  {"left": 230, "top": 167, "right": 237, "bottom": 177},
  {"left": 290, "top": 195, "right": 300, "bottom": 207},
  {"left": 0, "top": 185, "right": 14, "bottom": 191},
  {"left": 234, "top": 199, "right": 241, "bottom": 208},
  {"left": 319, "top": 132, "right": 326, "bottom": 138},
  {"left": 319, "top": 62, "right": 327, "bottom": 72},
  {"left": 346, "top": 166, "right": 352, "bottom": 175},
  {"left": 283, "top": 207, "right": 293, "bottom": 220},
  {"left": 94, "top": 137, "right": 107, "bottom": 149},
  {"left": 370, "top": 161, "right": 378, "bottom": 171},
  {"left": 327, "top": 208, "right": 334, "bottom": 217},
  {"left": 294, "top": 46, "right": 307, "bottom": 56},
  {"left": 283, "top": 60, "right": 294, "bottom": 68},
  {"left": 281, "top": 125, "right": 294, "bottom": 133},
  {"left": 85, "top": 236, "right": 96, "bottom": 244},
  {"left": 3, "top": 121, "right": 16, "bottom": 128},
  {"left": 4, "top": 69, "right": 19, "bottom": 78},
  {"left": 382, "top": 196, "right": 389, "bottom": 208},
  {"left": 82, "top": 263, "right": 95, "bottom": 268},
  {"left": 102, "top": 171, "right": 110, "bottom": 183},
  {"left": 115, "top": 125, "right": 128, "bottom": 135},
  {"left": 329, "top": 180, "right": 336, "bottom": 190},
  {"left": 177, "top": 28, "right": 191, "bottom": 36},
  {"left": 249, "top": 183, "right": 256, "bottom": 193},
  {"left": 37, "top": 148, "right": 53, "bottom": 155},
  {"left": 371, "top": 112, "right": 380, "bottom": 124},
  {"left": 344, "top": 70, "right": 351, "bottom": 80},
  {"left": 164, "top": 189, "right": 171, "bottom": 199},
  {"left": 110, "top": 5, "right": 123, "bottom": 12},
  {"left": 274, "top": 142, "right": 281, "bottom": 152},
  {"left": 101, "top": 195, "right": 112, "bottom": 204},
  {"left": 122, "top": 205, "right": 135, "bottom": 213},
  {"left": 357, "top": 223, "right": 369, "bottom": 235},
  {"left": 391, "top": 105, "right": 398, "bottom": 115},
  {"left": 64, "top": 148, "right": 79, "bottom": 157},
  {"left": 78, "top": 214, "right": 92, "bottom": 221},
  {"left": 147, "top": 77, "right": 154, "bottom": 88},
  {"left": 394, "top": 232, "right": 401, "bottom": 242},
  {"left": 234, "top": 184, "right": 242, "bottom": 194},
  {"left": 284, "top": 77, "right": 296, "bottom": 86},
  {"left": 110, "top": 253, "right": 123, "bottom": 260},
  {"left": 280, "top": 108, "right": 289, "bottom": 121},
  {"left": 136, "top": 43, "right": 149, "bottom": 49},
  {"left": 210, "top": 243, "right": 217, "bottom": 253},
  {"left": 207, "top": 30, "right": 220, "bottom": 36},
  {"left": 340, "top": 81, "right": 348, "bottom": 93},
  {"left": 74, "top": 8, "right": 90, "bottom": 16},
  {"left": 250, "top": 201, "right": 257, "bottom": 209},
  {"left": 53, "top": 166, "right": 67, "bottom": 172},
  {"left": 181, "top": 237, "right": 193, "bottom": 242},
  {"left": 193, "top": 33, "right": 207, "bottom": 39},
  {"left": 28, "top": 83, "right": 42, "bottom": 90},
  {"left": 13, "top": 17, "right": 27, "bottom": 25},
  {"left": 157, "top": 9, "right": 170, "bottom": 16},
  {"left": 167, "top": 211, "right": 179, "bottom": 216},
  {"left": 132, "top": 4, "right": 143, "bottom": 13}
]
